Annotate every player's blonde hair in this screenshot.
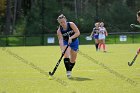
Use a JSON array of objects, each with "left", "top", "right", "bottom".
[{"left": 100, "top": 22, "right": 104, "bottom": 26}]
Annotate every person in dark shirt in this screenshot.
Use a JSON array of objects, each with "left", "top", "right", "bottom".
[{"left": 57, "top": 14, "right": 80, "bottom": 78}]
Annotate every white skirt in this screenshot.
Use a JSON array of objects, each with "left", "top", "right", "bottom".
[{"left": 98, "top": 34, "right": 105, "bottom": 40}]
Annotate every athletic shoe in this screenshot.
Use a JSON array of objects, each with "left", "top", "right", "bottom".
[
  {"left": 66, "top": 71, "right": 72, "bottom": 79},
  {"left": 96, "top": 49, "right": 99, "bottom": 51},
  {"left": 104, "top": 50, "right": 107, "bottom": 53}
]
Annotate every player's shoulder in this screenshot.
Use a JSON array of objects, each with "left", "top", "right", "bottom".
[
  {"left": 99, "top": 27, "right": 106, "bottom": 29},
  {"left": 69, "top": 22, "right": 77, "bottom": 28},
  {"left": 69, "top": 22, "right": 74, "bottom": 24},
  {"left": 69, "top": 22, "right": 75, "bottom": 25}
]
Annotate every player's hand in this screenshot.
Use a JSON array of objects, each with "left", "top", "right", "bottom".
[
  {"left": 68, "top": 37, "right": 72, "bottom": 44},
  {"left": 130, "top": 24, "right": 135, "bottom": 28},
  {"left": 137, "top": 48, "right": 140, "bottom": 54}
]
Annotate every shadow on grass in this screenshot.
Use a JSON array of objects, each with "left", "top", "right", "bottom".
[{"left": 69, "top": 77, "right": 93, "bottom": 81}]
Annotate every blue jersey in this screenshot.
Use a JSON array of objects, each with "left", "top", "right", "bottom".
[
  {"left": 92, "top": 27, "right": 99, "bottom": 39},
  {"left": 92, "top": 27, "right": 99, "bottom": 35},
  {"left": 60, "top": 22, "right": 79, "bottom": 51},
  {"left": 60, "top": 22, "right": 77, "bottom": 42}
]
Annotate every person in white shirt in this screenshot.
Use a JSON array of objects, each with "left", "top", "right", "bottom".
[{"left": 98, "top": 22, "right": 108, "bottom": 52}]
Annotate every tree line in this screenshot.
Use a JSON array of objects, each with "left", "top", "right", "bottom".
[{"left": 0, "top": 0, "right": 140, "bottom": 35}]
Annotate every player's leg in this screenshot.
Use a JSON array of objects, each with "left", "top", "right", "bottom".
[
  {"left": 63, "top": 46, "right": 70, "bottom": 71},
  {"left": 93, "top": 35, "right": 99, "bottom": 51},
  {"left": 102, "top": 39, "right": 106, "bottom": 52},
  {"left": 95, "top": 39, "right": 99, "bottom": 51},
  {"left": 67, "top": 49, "right": 77, "bottom": 78},
  {"left": 98, "top": 34, "right": 102, "bottom": 50},
  {"left": 98, "top": 39, "right": 102, "bottom": 50},
  {"left": 63, "top": 41, "right": 71, "bottom": 72},
  {"left": 67, "top": 39, "right": 79, "bottom": 78},
  {"left": 70, "top": 50, "right": 77, "bottom": 70}
]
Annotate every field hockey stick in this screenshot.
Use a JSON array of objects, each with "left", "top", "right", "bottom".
[
  {"left": 128, "top": 53, "right": 138, "bottom": 66},
  {"left": 49, "top": 44, "right": 69, "bottom": 76},
  {"left": 130, "top": 24, "right": 140, "bottom": 28},
  {"left": 130, "top": 24, "right": 135, "bottom": 28}
]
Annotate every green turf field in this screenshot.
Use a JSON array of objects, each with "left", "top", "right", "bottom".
[{"left": 0, "top": 44, "right": 140, "bottom": 93}]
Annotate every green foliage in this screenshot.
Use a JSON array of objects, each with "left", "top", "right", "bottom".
[
  {"left": 14, "top": 17, "right": 26, "bottom": 35},
  {"left": 0, "top": 0, "right": 140, "bottom": 35},
  {"left": 0, "top": 16, "right": 4, "bottom": 34},
  {"left": 100, "top": 1, "right": 136, "bottom": 32},
  {"left": 25, "top": 1, "right": 42, "bottom": 35},
  {"left": 0, "top": 0, "right": 6, "bottom": 16}
]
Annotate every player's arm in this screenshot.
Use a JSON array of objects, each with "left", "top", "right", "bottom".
[
  {"left": 105, "top": 28, "right": 108, "bottom": 36},
  {"left": 57, "top": 27, "right": 64, "bottom": 51},
  {"left": 69, "top": 22, "right": 80, "bottom": 43},
  {"left": 137, "top": 48, "right": 140, "bottom": 54},
  {"left": 90, "top": 30, "right": 94, "bottom": 37}
]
